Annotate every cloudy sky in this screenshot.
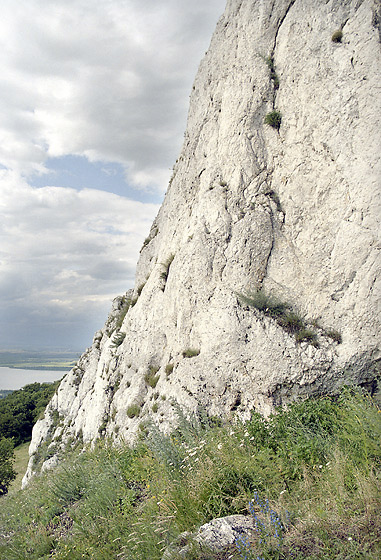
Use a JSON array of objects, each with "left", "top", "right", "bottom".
[{"left": 0, "top": 0, "right": 226, "bottom": 351}]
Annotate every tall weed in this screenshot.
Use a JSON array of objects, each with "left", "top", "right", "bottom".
[{"left": 0, "top": 389, "right": 379, "bottom": 559}]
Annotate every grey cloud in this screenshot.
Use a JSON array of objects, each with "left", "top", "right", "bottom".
[
  {"left": 0, "top": 0, "right": 225, "bottom": 349},
  {"left": 0, "top": 0, "right": 225, "bottom": 187}
]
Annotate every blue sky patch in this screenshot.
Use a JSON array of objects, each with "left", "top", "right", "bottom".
[{"left": 29, "top": 155, "right": 163, "bottom": 204}]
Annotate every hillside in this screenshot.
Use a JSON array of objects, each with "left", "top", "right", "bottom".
[
  {"left": 23, "top": 0, "right": 380, "bottom": 488},
  {"left": 1, "top": 390, "right": 380, "bottom": 559}
]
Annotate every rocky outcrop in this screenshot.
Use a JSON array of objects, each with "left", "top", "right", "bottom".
[
  {"left": 161, "top": 515, "right": 257, "bottom": 559},
  {"left": 23, "top": 0, "right": 380, "bottom": 486}
]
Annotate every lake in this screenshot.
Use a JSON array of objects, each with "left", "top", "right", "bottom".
[{"left": 0, "top": 367, "right": 67, "bottom": 390}]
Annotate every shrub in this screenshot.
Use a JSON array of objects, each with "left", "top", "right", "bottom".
[
  {"left": 326, "top": 329, "right": 342, "bottom": 344},
  {"left": 165, "top": 363, "right": 174, "bottom": 375},
  {"left": 331, "top": 29, "right": 343, "bottom": 42},
  {"left": 0, "top": 437, "right": 16, "bottom": 495},
  {"left": 295, "top": 328, "right": 319, "bottom": 346},
  {"left": 126, "top": 404, "right": 140, "bottom": 419},
  {"left": 144, "top": 367, "right": 160, "bottom": 389},
  {"left": 264, "top": 110, "right": 282, "bottom": 130},
  {"left": 152, "top": 403, "right": 159, "bottom": 414},
  {"left": 110, "top": 332, "right": 126, "bottom": 348},
  {"left": 238, "top": 289, "right": 290, "bottom": 317},
  {"left": 265, "top": 55, "right": 280, "bottom": 89},
  {"left": 182, "top": 349, "right": 200, "bottom": 358}
]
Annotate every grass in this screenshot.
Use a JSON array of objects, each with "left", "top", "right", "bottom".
[
  {"left": 165, "top": 363, "right": 174, "bottom": 375},
  {"left": 0, "top": 389, "right": 380, "bottom": 559},
  {"left": 264, "top": 110, "right": 282, "bottom": 130},
  {"left": 144, "top": 367, "right": 160, "bottom": 388},
  {"left": 8, "top": 442, "right": 30, "bottom": 493},
  {"left": 126, "top": 404, "right": 141, "bottom": 418},
  {"left": 110, "top": 331, "right": 126, "bottom": 348},
  {"left": 265, "top": 56, "right": 279, "bottom": 89},
  {"left": 238, "top": 289, "right": 341, "bottom": 349},
  {"left": 238, "top": 290, "right": 311, "bottom": 342},
  {"left": 331, "top": 29, "right": 343, "bottom": 43},
  {"left": 182, "top": 349, "right": 200, "bottom": 358}
]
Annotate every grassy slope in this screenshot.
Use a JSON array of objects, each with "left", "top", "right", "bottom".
[
  {"left": 8, "top": 442, "right": 30, "bottom": 493},
  {"left": 0, "top": 390, "right": 380, "bottom": 560}
]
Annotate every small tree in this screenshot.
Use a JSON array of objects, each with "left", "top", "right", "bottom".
[{"left": 0, "top": 437, "right": 16, "bottom": 495}]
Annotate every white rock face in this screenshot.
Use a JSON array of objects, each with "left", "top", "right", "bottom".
[{"left": 23, "top": 0, "right": 380, "bottom": 486}]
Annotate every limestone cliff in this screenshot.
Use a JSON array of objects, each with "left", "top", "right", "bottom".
[{"left": 23, "top": 0, "right": 380, "bottom": 486}]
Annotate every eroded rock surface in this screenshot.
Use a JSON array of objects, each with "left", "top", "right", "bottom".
[{"left": 23, "top": 0, "right": 380, "bottom": 486}]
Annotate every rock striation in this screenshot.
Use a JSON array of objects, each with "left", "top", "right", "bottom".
[{"left": 23, "top": 0, "right": 380, "bottom": 486}]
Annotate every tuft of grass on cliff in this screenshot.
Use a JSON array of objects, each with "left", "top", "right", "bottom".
[{"left": 0, "top": 388, "right": 380, "bottom": 559}]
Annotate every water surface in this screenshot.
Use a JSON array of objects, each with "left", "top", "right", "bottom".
[{"left": 0, "top": 367, "right": 67, "bottom": 390}]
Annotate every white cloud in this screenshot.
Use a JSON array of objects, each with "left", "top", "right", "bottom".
[
  {"left": 0, "top": 0, "right": 225, "bottom": 189},
  {"left": 0, "top": 170, "right": 159, "bottom": 348},
  {"left": 0, "top": 0, "right": 225, "bottom": 350}
]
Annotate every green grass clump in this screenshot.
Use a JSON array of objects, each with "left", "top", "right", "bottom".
[
  {"left": 182, "top": 348, "right": 200, "bottom": 358},
  {"left": 165, "top": 363, "right": 174, "bottom": 375},
  {"left": 114, "top": 295, "right": 133, "bottom": 331},
  {"left": 126, "top": 404, "right": 141, "bottom": 419},
  {"left": 326, "top": 329, "right": 342, "bottom": 344},
  {"left": 110, "top": 331, "right": 126, "bottom": 348},
  {"left": 0, "top": 389, "right": 379, "bottom": 560},
  {"left": 332, "top": 29, "right": 343, "bottom": 43},
  {"left": 144, "top": 367, "right": 160, "bottom": 388},
  {"left": 294, "top": 327, "right": 319, "bottom": 346},
  {"left": 264, "top": 110, "right": 282, "bottom": 130},
  {"left": 238, "top": 289, "right": 324, "bottom": 348},
  {"left": 265, "top": 56, "right": 280, "bottom": 89}
]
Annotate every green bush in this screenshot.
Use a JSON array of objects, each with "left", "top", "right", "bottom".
[
  {"left": 326, "top": 329, "right": 342, "bottom": 344},
  {"left": 0, "top": 437, "right": 16, "bottom": 495},
  {"left": 165, "top": 363, "right": 174, "bottom": 375},
  {"left": 0, "top": 390, "right": 379, "bottom": 560},
  {"left": 331, "top": 29, "right": 343, "bottom": 42},
  {"left": 144, "top": 367, "right": 160, "bottom": 388},
  {"left": 182, "top": 349, "right": 200, "bottom": 358},
  {"left": 264, "top": 110, "right": 282, "bottom": 130},
  {"left": 126, "top": 404, "right": 141, "bottom": 419},
  {"left": 0, "top": 382, "right": 59, "bottom": 446}
]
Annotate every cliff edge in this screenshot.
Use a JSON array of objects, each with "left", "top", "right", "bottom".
[{"left": 23, "top": 0, "right": 380, "bottom": 486}]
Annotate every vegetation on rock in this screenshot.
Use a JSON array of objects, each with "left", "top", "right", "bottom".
[
  {"left": 264, "top": 110, "right": 282, "bottom": 130},
  {"left": 238, "top": 290, "right": 343, "bottom": 348},
  {"left": 0, "top": 389, "right": 379, "bottom": 559},
  {"left": 331, "top": 29, "right": 343, "bottom": 42}
]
